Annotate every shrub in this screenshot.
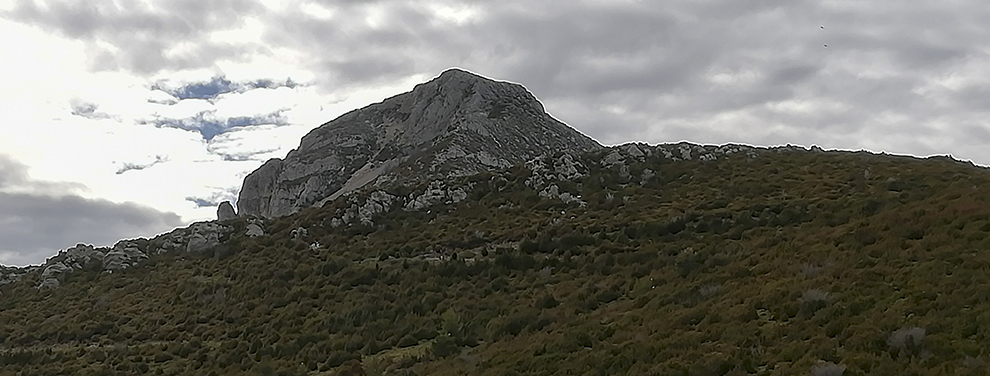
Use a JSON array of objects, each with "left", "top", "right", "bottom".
[
  {"left": 430, "top": 335, "right": 459, "bottom": 358},
  {"left": 888, "top": 327, "right": 925, "bottom": 357},
  {"left": 798, "top": 289, "right": 831, "bottom": 315},
  {"left": 810, "top": 362, "right": 845, "bottom": 376},
  {"left": 853, "top": 228, "right": 878, "bottom": 246},
  {"left": 396, "top": 334, "right": 418, "bottom": 348}
]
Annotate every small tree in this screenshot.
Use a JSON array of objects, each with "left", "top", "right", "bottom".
[{"left": 430, "top": 335, "right": 459, "bottom": 358}]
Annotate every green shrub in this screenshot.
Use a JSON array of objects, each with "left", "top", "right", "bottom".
[{"left": 430, "top": 335, "right": 459, "bottom": 358}]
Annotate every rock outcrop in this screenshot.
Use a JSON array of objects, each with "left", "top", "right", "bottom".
[
  {"left": 245, "top": 220, "right": 265, "bottom": 237},
  {"left": 217, "top": 201, "right": 236, "bottom": 221},
  {"left": 37, "top": 244, "right": 108, "bottom": 289},
  {"left": 103, "top": 240, "right": 148, "bottom": 271},
  {"left": 153, "top": 222, "right": 232, "bottom": 254},
  {"left": 32, "top": 221, "right": 234, "bottom": 289},
  {"left": 319, "top": 142, "right": 768, "bottom": 229},
  {"left": 404, "top": 181, "right": 468, "bottom": 212},
  {"left": 237, "top": 68, "right": 602, "bottom": 218},
  {"left": 0, "top": 266, "right": 36, "bottom": 287}
]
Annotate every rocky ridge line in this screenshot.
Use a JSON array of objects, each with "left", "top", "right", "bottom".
[
  {"left": 320, "top": 142, "right": 764, "bottom": 228},
  {"left": 1, "top": 142, "right": 771, "bottom": 290}
]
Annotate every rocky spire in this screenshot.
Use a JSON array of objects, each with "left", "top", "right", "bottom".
[{"left": 217, "top": 201, "right": 236, "bottom": 221}]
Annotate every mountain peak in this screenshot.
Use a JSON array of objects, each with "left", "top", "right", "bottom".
[
  {"left": 437, "top": 67, "right": 483, "bottom": 80},
  {"left": 235, "top": 70, "right": 601, "bottom": 218}
]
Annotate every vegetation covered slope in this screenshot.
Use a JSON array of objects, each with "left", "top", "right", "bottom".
[{"left": 1, "top": 146, "right": 989, "bottom": 376}]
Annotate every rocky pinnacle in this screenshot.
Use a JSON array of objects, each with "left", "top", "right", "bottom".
[{"left": 236, "top": 68, "right": 602, "bottom": 218}]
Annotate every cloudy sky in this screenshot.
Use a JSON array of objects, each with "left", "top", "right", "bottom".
[{"left": 2, "top": 0, "right": 990, "bottom": 266}]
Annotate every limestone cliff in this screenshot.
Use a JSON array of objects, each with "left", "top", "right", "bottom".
[{"left": 236, "top": 68, "right": 602, "bottom": 218}]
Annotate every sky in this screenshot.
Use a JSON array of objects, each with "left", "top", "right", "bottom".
[{"left": 2, "top": 0, "right": 990, "bottom": 266}]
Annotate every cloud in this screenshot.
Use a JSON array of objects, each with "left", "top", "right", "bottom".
[
  {"left": 9, "top": 0, "right": 990, "bottom": 158},
  {"left": 151, "top": 75, "right": 301, "bottom": 101},
  {"left": 0, "top": 154, "right": 183, "bottom": 266},
  {"left": 184, "top": 185, "right": 239, "bottom": 208},
  {"left": 142, "top": 109, "right": 288, "bottom": 140},
  {"left": 115, "top": 155, "right": 168, "bottom": 174},
  {"left": 3, "top": 0, "right": 264, "bottom": 73},
  {"left": 185, "top": 197, "right": 218, "bottom": 207},
  {"left": 69, "top": 98, "right": 115, "bottom": 120},
  {"left": 6, "top": 1, "right": 990, "bottom": 158}
]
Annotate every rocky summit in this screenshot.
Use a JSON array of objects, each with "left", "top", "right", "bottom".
[{"left": 236, "top": 68, "right": 602, "bottom": 218}]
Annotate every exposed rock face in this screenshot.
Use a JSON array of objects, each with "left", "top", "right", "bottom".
[
  {"left": 319, "top": 143, "right": 767, "bottom": 229},
  {"left": 290, "top": 227, "right": 308, "bottom": 241},
  {"left": 38, "top": 263, "right": 72, "bottom": 289},
  {"left": 29, "top": 221, "right": 237, "bottom": 289},
  {"left": 404, "top": 181, "right": 468, "bottom": 211},
  {"left": 217, "top": 201, "right": 236, "bottom": 221},
  {"left": 0, "top": 266, "right": 36, "bottom": 287},
  {"left": 103, "top": 240, "right": 148, "bottom": 271},
  {"left": 245, "top": 221, "right": 265, "bottom": 237},
  {"left": 652, "top": 142, "right": 758, "bottom": 162},
  {"left": 330, "top": 190, "right": 398, "bottom": 227},
  {"left": 237, "top": 68, "right": 602, "bottom": 218},
  {"left": 153, "top": 222, "right": 232, "bottom": 254},
  {"left": 525, "top": 153, "right": 589, "bottom": 191},
  {"left": 37, "top": 244, "right": 106, "bottom": 289}
]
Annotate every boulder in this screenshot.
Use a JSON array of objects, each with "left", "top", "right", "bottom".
[
  {"left": 291, "top": 227, "right": 308, "bottom": 241},
  {"left": 217, "top": 201, "right": 236, "bottom": 221},
  {"left": 37, "top": 262, "right": 72, "bottom": 289},
  {"left": 0, "top": 266, "right": 34, "bottom": 287},
  {"left": 245, "top": 223, "right": 265, "bottom": 237},
  {"left": 103, "top": 240, "right": 148, "bottom": 271},
  {"left": 153, "top": 222, "right": 232, "bottom": 254},
  {"left": 404, "top": 181, "right": 468, "bottom": 211}
]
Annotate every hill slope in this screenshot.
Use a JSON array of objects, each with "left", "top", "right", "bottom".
[{"left": 1, "top": 144, "right": 989, "bottom": 375}]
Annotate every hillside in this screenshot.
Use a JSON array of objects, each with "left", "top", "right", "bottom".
[{"left": 1, "top": 143, "right": 990, "bottom": 375}]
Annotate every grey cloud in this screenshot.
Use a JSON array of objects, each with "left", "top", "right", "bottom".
[
  {"left": 211, "top": 148, "right": 279, "bottom": 162},
  {"left": 185, "top": 197, "right": 218, "bottom": 208},
  {"left": 263, "top": 0, "right": 990, "bottom": 160},
  {"left": 152, "top": 76, "right": 301, "bottom": 101},
  {"left": 115, "top": 155, "right": 168, "bottom": 174},
  {"left": 0, "top": 155, "right": 183, "bottom": 266},
  {"left": 768, "top": 65, "right": 820, "bottom": 86},
  {"left": 957, "top": 125, "right": 990, "bottom": 145},
  {"left": 5, "top": 0, "right": 262, "bottom": 73},
  {"left": 7, "top": 0, "right": 990, "bottom": 162},
  {"left": 69, "top": 99, "right": 114, "bottom": 120},
  {"left": 148, "top": 97, "right": 179, "bottom": 105},
  {"left": 185, "top": 186, "right": 239, "bottom": 208},
  {"left": 142, "top": 110, "right": 288, "bottom": 141}
]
